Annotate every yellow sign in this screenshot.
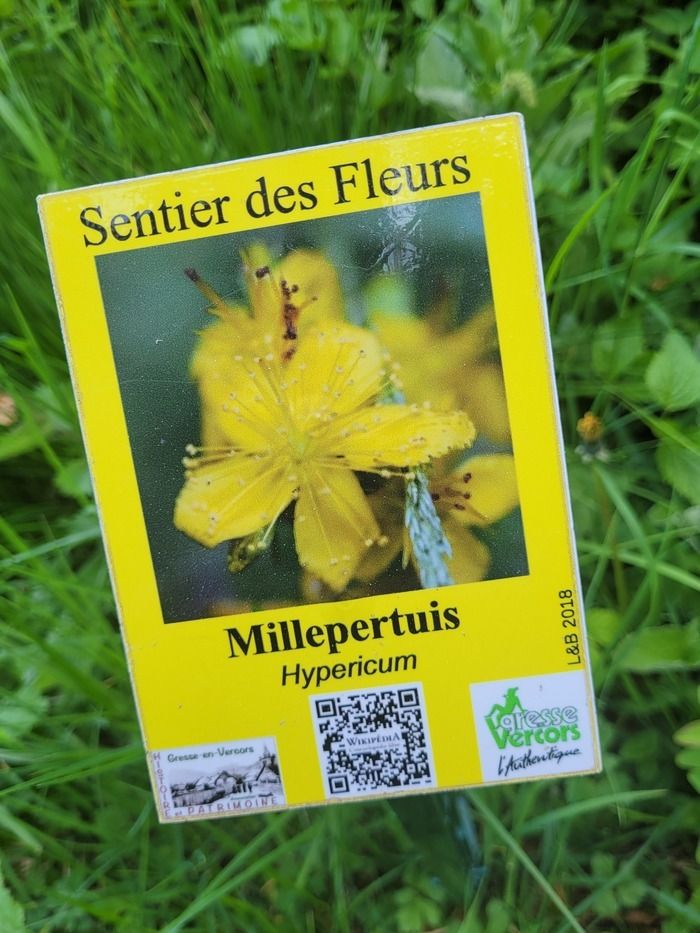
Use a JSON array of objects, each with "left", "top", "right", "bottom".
[{"left": 39, "top": 115, "right": 600, "bottom": 821}]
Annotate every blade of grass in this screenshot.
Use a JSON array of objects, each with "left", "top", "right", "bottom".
[{"left": 468, "top": 793, "right": 585, "bottom": 933}]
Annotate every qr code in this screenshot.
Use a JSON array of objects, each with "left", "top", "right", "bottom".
[{"left": 310, "top": 683, "right": 435, "bottom": 798}]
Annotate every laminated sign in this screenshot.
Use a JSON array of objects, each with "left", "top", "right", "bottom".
[{"left": 39, "top": 115, "right": 601, "bottom": 822}]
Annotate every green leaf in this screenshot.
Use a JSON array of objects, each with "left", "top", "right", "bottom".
[
  {"left": 0, "top": 864, "right": 24, "bottom": 933},
  {"left": 591, "top": 852, "right": 616, "bottom": 876},
  {"left": 54, "top": 458, "right": 92, "bottom": 500},
  {"left": 0, "top": 420, "right": 42, "bottom": 462},
  {"left": 414, "top": 29, "right": 470, "bottom": 116},
  {"left": 621, "top": 730, "right": 660, "bottom": 762},
  {"left": 675, "top": 747, "right": 700, "bottom": 769},
  {"left": 687, "top": 770, "right": 700, "bottom": 794},
  {"left": 674, "top": 720, "right": 700, "bottom": 749},
  {"left": 591, "top": 887, "right": 618, "bottom": 918},
  {"left": 587, "top": 608, "right": 622, "bottom": 647},
  {"left": 645, "top": 331, "right": 700, "bottom": 411},
  {"left": 485, "top": 899, "right": 513, "bottom": 932},
  {"left": 0, "top": 805, "right": 42, "bottom": 854},
  {"left": 530, "top": 58, "right": 591, "bottom": 128},
  {"left": 620, "top": 622, "right": 700, "bottom": 672},
  {"left": 618, "top": 878, "right": 647, "bottom": 908},
  {"left": 325, "top": 8, "right": 354, "bottom": 72},
  {"left": 591, "top": 316, "right": 645, "bottom": 379},
  {"left": 267, "top": 0, "right": 325, "bottom": 52},
  {"left": 410, "top": 0, "right": 435, "bottom": 20},
  {"left": 0, "top": 684, "right": 48, "bottom": 743},
  {"left": 227, "top": 25, "right": 280, "bottom": 67},
  {"left": 643, "top": 413, "right": 699, "bottom": 451},
  {"left": 645, "top": 9, "right": 695, "bottom": 36},
  {"left": 605, "top": 30, "right": 648, "bottom": 101},
  {"left": 657, "top": 430, "right": 700, "bottom": 504}
]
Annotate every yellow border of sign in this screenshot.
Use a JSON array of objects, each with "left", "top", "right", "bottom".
[{"left": 39, "top": 114, "right": 600, "bottom": 818}]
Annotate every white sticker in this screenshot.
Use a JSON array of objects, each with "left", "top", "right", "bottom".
[
  {"left": 150, "top": 737, "right": 285, "bottom": 820},
  {"left": 310, "top": 683, "right": 436, "bottom": 799},
  {"left": 470, "top": 671, "right": 596, "bottom": 783}
]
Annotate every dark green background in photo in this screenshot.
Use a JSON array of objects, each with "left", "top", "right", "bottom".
[{"left": 96, "top": 193, "right": 527, "bottom": 623}]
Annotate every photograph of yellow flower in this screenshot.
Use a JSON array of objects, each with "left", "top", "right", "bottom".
[{"left": 97, "top": 194, "right": 527, "bottom": 622}]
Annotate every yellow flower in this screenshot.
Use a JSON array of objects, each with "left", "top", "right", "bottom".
[
  {"left": 435, "top": 454, "right": 519, "bottom": 582},
  {"left": 175, "top": 323, "right": 475, "bottom": 591},
  {"left": 186, "top": 245, "right": 344, "bottom": 446},
  {"left": 358, "top": 454, "right": 519, "bottom": 586},
  {"left": 370, "top": 302, "right": 510, "bottom": 444},
  {"left": 576, "top": 410, "right": 603, "bottom": 444}
]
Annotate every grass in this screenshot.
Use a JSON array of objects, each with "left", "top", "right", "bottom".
[{"left": 1, "top": 1, "right": 699, "bottom": 930}]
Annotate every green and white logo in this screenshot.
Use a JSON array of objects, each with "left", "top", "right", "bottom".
[
  {"left": 484, "top": 686, "right": 580, "bottom": 750},
  {"left": 470, "top": 671, "right": 596, "bottom": 782}
]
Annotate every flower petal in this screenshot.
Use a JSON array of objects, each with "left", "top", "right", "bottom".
[
  {"left": 371, "top": 313, "right": 460, "bottom": 410},
  {"left": 441, "top": 304, "right": 499, "bottom": 361},
  {"left": 242, "top": 244, "right": 280, "bottom": 335},
  {"left": 191, "top": 312, "right": 279, "bottom": 450},
  {"left": 277, "top": 249, "right": 345, "bottom": 327},
  {"left": 326, "top": 406, "right": 475, "bottom": 471},
  {"left": 190, "top": 309, "right": 257, "bottom": 383},
  {"left": 458, "top": 363, "right": 511, "bottom": 444},
  {"left": 294, "top": 466, "right": 379, "bottom": 591},
  {"left": 443, "top": 518, "right": 490, "bottom": 584},
  {"left": 174, "top": 454, "right": 296, "bottom": 547},
  {"left": 284, "top": 324, "right": 384, "bottom": 427},
  {"left": 241, "top": 246, "right": 345, "bottom": 349},
  {"left": 355, "top": 484, "right": 405, "bottom": 582},
  {"left": 370, "top": 312, "right": 432, "bottom": 357},
  {"left": 200, "top": 410, "right": 230, "bottom": 449},
  {"left": 197, "top": 354, "right": 291, "bottom": 453},
  {"left": 436, "top": 454, "right": 519, "bottom": 528},
  {"left": 370, "top": 307, "right": 507, "bottom": 439}
]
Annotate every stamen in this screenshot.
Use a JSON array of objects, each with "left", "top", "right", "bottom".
[{"left": 184, "top": 268, "right": 230, "bottom": 318}]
